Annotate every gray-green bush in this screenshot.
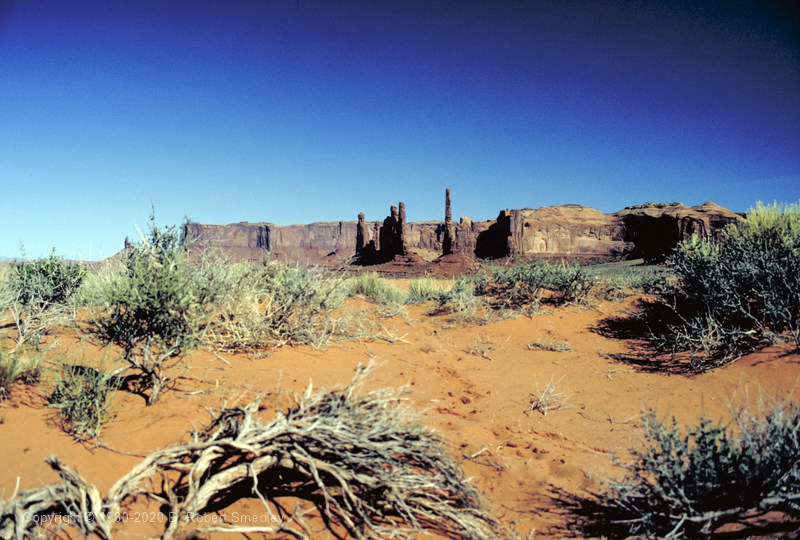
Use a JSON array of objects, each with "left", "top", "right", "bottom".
[
  {"left": 588, "top": 396, "right": 800, "bottom": 538},
  {"left": 2, "top": 250, "right": 85, "bottom": 351},
  {"left": 657, "top": 201, "right": 800, "bottom": 365},
  {"left": 48, "top": 359, "right": 118, "bottom": 441},
  {"left": 432, "top": 260, "right": 594, "bottom": 322},
  {"left": 490, "top": 260, "right": 595, "bottom": 306},
  {"left": 94, "top": 217, "right": 223, "bottom": 405}
]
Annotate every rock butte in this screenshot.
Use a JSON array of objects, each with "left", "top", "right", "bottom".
[{"left": 182, "top": 192, "right": 742, "bottom": 269}]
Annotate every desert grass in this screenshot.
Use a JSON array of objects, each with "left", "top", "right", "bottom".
[
  {"left": 0, "top": 363, "right": 502, "bottom": 540},
  {"left": 407, "top": 277, "right": 448, "bottom": 304},
  {"left": 349, "top": 272, "right": 408, "bottom": 305},
  {"left": 466, "top": 332, "right": 499, "bottom": 361},
  {"left": 47, "top": 355, "right": 120, "bottom": 441},
  {"left": 0, "top": 349, "right": 44, "bottom": 399},
  {"left": 72, "top": 258, "right": 126, "bottom": 309},
  {"left": 204, "top": 261, "right": 360, "bottom": 355},
  {"left": 528, "top": 375, "right": 571, "bottom": 416}
]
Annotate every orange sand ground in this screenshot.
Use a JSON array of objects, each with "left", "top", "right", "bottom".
[{"left": 1, "top": 295, "right": 798, "bottom": 538}]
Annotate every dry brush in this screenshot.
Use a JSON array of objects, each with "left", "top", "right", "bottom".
[{"left": 0, "top": 364, "right": 501, "bottom": 540}]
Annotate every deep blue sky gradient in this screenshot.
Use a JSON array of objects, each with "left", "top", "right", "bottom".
[{"left": 2, "top": 0, "right": 798, "bottom": 260}]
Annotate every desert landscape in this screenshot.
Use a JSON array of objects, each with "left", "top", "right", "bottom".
[
  {"left": 4, "top": 1, "right": 798, "bottom": 537},
  {"left": 1, "top": 200, "right": 798, "bottom": 540}
]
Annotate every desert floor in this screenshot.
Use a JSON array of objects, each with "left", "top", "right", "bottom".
[{"left": 1, "top": 293, "right": 798, "bottom": 539}]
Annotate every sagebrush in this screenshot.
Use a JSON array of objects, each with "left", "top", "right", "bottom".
[
  {"left": 653, "top": 201, "right": 800, "bottom": 366},
  {"left": 558, "top": 393, "right": 800, "bottom": 539}
]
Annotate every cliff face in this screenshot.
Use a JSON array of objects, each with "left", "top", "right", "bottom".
[
  {"left": 184, "top": 201, "right": 742, "bottom": 264},
  {"left": 184, "top": 221, "right": 357, "bottom": 262},
  {"left": 476, "top": 202, "right": 741, "bottom": 262}
]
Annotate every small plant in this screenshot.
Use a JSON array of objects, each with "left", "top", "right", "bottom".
[
  {"left": 527, "top": 339, "right": 573, "bottom": 352},
  {"left": 465, "top": 332, "right": 498, "bottom": 361},
  {"left": 431, "top": 276, "right": 493, "bottom": 324},
  {"left": 48, "top": 360, "right": 118, "bottom": 441},
  {"left": 0, "top": 349, "right": 43, "bottom": 398},
  {"left": 349, "top": 272, "right": 408, "bottom": 305},
  {"left": 528, "top": 375, "right": 571, "bottom": 416},
  {"left": 407, "top": 277, "right": 446, "bottom": 304}
]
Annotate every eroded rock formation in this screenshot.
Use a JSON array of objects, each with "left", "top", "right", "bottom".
[
  {"left": 356, "top": 203, "right": 416, "bottom": 264},
  {"left": 475, "top": 201, "right": 741, "bottom": 263},
  {"left": 356, "top": 213, "right": 368, "bottom": 256},
  {"left": 182, "top": 197, "right": 741, "bottom": 266}
]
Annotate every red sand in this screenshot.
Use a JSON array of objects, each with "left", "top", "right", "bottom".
[{"left": 2, "top": 296, "right": 798, "bottom": 538}]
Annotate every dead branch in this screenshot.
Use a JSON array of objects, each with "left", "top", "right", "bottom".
[{"left": 2, "top": 363, "right": 502, "bottom": 540}]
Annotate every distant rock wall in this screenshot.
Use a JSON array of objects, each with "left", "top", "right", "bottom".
[
  {"left": 474, "top": 201, "right": 741, "bottom": 262},
  {"left": 184, "top": 221, "right": 357, "bottom": 262},
  {"left": 183, "top": 200, "right": 742, "bottom": 264}
]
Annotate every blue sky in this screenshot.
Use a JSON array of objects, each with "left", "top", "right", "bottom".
[{"left": 1, "top": 0, "right": 798, "bottom": 260}]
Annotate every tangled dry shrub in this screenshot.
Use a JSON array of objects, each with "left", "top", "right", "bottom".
[{"left": 0, "top": 364, "right": 500, "bottom": 540}]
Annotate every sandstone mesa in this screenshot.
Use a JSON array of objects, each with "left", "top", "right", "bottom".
[{"left": 181, "top": 191, "right": 741, "bottom": 268}]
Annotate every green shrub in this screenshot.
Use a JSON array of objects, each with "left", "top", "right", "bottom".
[
  {"left": 489, "top": 260, "right": 596, "bottom": 306},
  {"left": 95, "top": 217, "right": 223, "bottom": 405},
  {"left": 591, "top": 397, "right": 800, "bottom": 538},
  {"left": 11, "top": 250, "right": 86, "bottom": 308},
  {"left": 2, "top": 250, "right": 84, "bottom": 351},
  {"left": 48, "top": 360, "right": 118, "bottom": 441},
  {"left": 662, "top": 201, "right": 800, "bottom": 364}
]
